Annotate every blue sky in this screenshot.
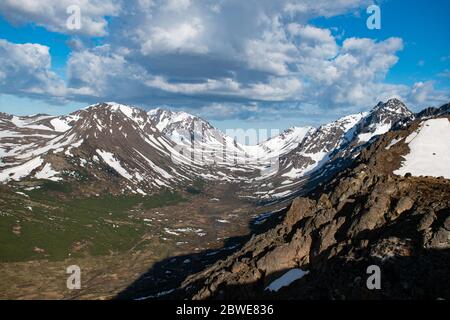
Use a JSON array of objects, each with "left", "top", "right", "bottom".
[
  {"left": 312, "top": 0, "right": 450, "bottom": 87},
  {"left": 0, "top": 0, "right": 448, "bottom": 132}
]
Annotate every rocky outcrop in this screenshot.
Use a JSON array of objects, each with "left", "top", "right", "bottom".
[{"left": 178, "top": 118, "right": 450, "bottom": 300}]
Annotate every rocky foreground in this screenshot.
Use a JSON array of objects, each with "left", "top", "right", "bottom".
[{"left": 177, "top": 117, "right": 450, "bottom": 300}]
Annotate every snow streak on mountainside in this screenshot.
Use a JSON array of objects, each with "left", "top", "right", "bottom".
[
  {"left": 148, "top": 108, "right": 315, "bottom": 182},
  {"left": 259, "top": 126, "right": 314, "bottom": 156},
  {"left": 148, "top": 108, "right": 312, "bottom": 172},
  {"left": 0, "top": 112, "right": 78, "bottom": 168},
  {"left": 0, "top": 103, "right": 198, "bottom": 195},
  {"left": 148, "top": 108, "right": 249, "bottom": 167},
  {"left": 1, "top": 99, "right": 446, "bottom": 200},
  {"left": 256, "top": 99, "right": 416, "bottom": 200}
]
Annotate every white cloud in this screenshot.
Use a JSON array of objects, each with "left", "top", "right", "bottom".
[
  {"left": 243, "top": 17, "right": 297, "bottom": 75},
  {"left": 288, "top": 23, "right": 338, "bottom": 61},
  {"left": 407, "top": 81, "right": 449, "bottom": 107},
  {"left": 0, "top": 0, "right": 120, "bottom": 36},
  {"left": 67, "top": 45, "right": 149, "bottom": 98},
  {"left": 1, "top": 0, "right": 447, "bottom": 119},
  {"left": 145, "top": 76, "right": 240, "bottom": 95},
  {"left": 140, "top": 18, "right": 207, "bottom": 54},
  {"left": 144, "top": 74, "right": 302, "bottom": 101},
  {"left": 0, "top": 39, "right": 66, "bottom": 98},
  {"left": 163, "top": 0, "right": 191, "bottom": 12},
  {"left": 296, "top": 37, "right": 405, "bottom": 106}
]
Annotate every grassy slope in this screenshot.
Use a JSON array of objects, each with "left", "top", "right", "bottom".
[{"left": 0, "top": 182, "right": 185, "bottom": 262}]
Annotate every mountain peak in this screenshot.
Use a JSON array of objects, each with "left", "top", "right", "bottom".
[
  {"left": 84, "top": 102, "right": 141, "bottom": 114},
  {"left": 372, "top": 98, "right": 412, "bottom": 116},
  {"left": 148, "top": 107, "right": 210, "bottom": 133}
]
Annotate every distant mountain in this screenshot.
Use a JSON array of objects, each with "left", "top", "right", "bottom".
[
  {"left": 416, "top": 102, "right": 450, "bottom": 119},
  {"left": 148, "top": 108, "right": 248, "bottom": 168},
  {"left": 148, "top": 108, "right": 313, "bottom": 172},
  {"left": 259, "top": 126, "right": 314, "bottom": 157},
  {"left": 0, "top": 99, "right": 446, "bottom": 200},
  {"left": 256, "top": 98, "right": 416, "bottom": 200},
  {"left": 0, "top": 103, "right": 197, "bottom": 195}
]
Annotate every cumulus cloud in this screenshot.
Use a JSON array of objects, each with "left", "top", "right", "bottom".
[
  {"left": 0, "top": 39, "right": 66, "bottom": 99},
  {"left": 140, "top": 18, "right": 207, "bottom": 55},
  {"left": 0, "top": 0, "right": 120, "bottom": 36},
  {"left": 66, "top": 45, "right": 151, "bottom": 100},
  {"left": 407, "top": 81, "right": 449, "bottom": 107},
  {"left": 0, "top": 0, "right": 447, "bottom": 119},
  {"left": 301, "top": 37, "right": 404, "bottom": 106}
]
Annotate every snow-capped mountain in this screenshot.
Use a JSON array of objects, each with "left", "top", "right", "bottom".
[
  {"left": 354, "top": 98, "right": 414, "bottom": 143},
  {"left": 148, "top": 108, "right": 313, "bottom": 176},
  {"left": 0, "top": 98, "right": 440, "bottom": 200},
  {"left": 280, "top": 112, "right": 366, "bottom": 178},
  {"left": 0, "top": 103, "right": 198, "bottom": 195},
  {"left": 253, "top": 112, "right": 367, "bottom": 199},
  {"left": 284, "top": 98, "right": 414, "bottom": 175},
  {"left": 254, "top": 98, "right": 416, "bottom": 200},
  {"left": 416, "top": 102, "right": 450, "bottom": 119},
  {"left": 0, "top": 112, "right": 78, "bottom": 169},
  {"left": 148, "top": 108, "right": 248, "bottom": 167},
  {"left": 259, "top": 126, "right": 314, "bottom": 156}
]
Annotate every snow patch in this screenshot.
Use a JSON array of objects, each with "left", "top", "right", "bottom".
[
  {"left": 96, "top": 150, "right": 133, "bottom": 180},
  {"left": 34, "top": 162, "right": 62, "bottom": 181},
  {"left": 50, "top": 118, "right": 72, "bottom": 132},
  {"left": 0, "top": 157, "right": 43, "bottom": 182},
  {"left": 265, "top": 268, "right": 309, "bottom": 292},
  {"left": 394, "top": 118, "right": 450, "bottom": 179}
]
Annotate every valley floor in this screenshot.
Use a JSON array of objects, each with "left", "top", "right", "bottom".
[{"left": 0, "top": 181, "right": 286, "bottom": 299}]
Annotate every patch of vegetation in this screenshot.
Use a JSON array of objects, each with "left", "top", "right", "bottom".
[
  {"left": 26, "top": 180, "right": 73, "bottom": 197},
  {"left": 0, "top": 187, "right": 186, "bottom": 262},
  {"left": 186, "top": 178, "right": 206, "bottom": 194},
  {"left": 141, "top": 190, "right": 186, "bottom": 209}
]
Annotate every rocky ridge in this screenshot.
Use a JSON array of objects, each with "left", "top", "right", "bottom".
[{"left": 178, "top": 116, "right": 450, "bottom": 300}]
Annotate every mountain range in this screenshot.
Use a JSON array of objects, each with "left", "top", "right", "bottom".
[{"left": 1, "top": 98, "right": 436, "bottom": 201}]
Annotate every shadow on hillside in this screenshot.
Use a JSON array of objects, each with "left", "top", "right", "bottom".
[
  {"left": 115, "top": 206, "right": 288, "bottom": 300},
  {"left": 179, "top": 247, "right": 450, "bottom": 300},
  {"left": 117, "top": 189, "right": 450, "bottom": 301}
]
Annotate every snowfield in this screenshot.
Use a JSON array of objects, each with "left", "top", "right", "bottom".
[
  {"left": 265, "top": 268, "right": 309, "bottom": 292},
  {"left": 0, "top": 157, "right": 43, "bottom": 182},
  {"left": 394, "top": 118, "right": 450, "bottom": 179},
  {"left": 358, "top": 123, "right": 391, "bottom": 143}
]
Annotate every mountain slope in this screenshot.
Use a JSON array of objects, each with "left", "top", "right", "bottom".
[
  {"left": 0, "top": 103, "right": 197, "bottom": 195},
  {"left": 178, "top": 116, "right": 450, "bottom": 300},
  {"left": 254, "top": 99, "right": 415, "bottom": 200},
  {"left": 416, "top": 102, "right": 450, "bottom": 119},
  {"left": 148, "top": 108, "right": 313, "bottom": 178},
  {"left": 148, "top": 108, "right": 247, "bottom": 167}
]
